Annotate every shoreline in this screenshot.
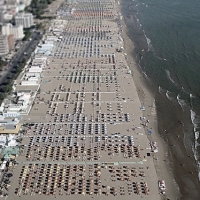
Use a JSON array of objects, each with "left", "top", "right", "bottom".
[
  {"left": 156, "top": 91, "right": 200, "bottom": 199},
  {"left": 119, "top": 0, "right": 200, "bottom": 199},
  {"left": 118, "top": 2, "right": 180, "bottom": 199}
]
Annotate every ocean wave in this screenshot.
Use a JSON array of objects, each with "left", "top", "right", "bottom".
[
  {"left": 194, "top": 132, "right": 200, "bottom": 156},
  {"left": 190, "top": 93, "right": 195, "bottom": 99},
  {"left": 145, "top": 35, "right": 151, "bottom": 51},
  {"left": 142, "top": 71, "right": 149, "bottom": 80},
  {"left": 166, "top": 90, "right": 174, "bottom": 102},
  {"left": 177, "top": 94, "right": 187, "bottom": 111},
  {"left": 165, "top": 69, "right": 176, "bottom": 85},
  {"left": 192, "top": 144, "right": 199, "bottom": 162},
  {"left": 141, "top": 3, "right": 148, "bottom": 7},
  {"left": 136, "top": 18, "right": 142, "bottom": 28},
  {"left": 195, "top": 139, "right": 200, "bottom": 148},
  {"left": 195, "top": 131, "right": 199, "bottom": 141},
  {"left": 142, "top": 30, "right": 152, "bottom": 51},
  {"left": 154, "top": 54, "right": 166, "bottom": 61},
  {"left": 192, "top": 144, "right": 200, "bottom": 181},
  {"left": 190, "top": 110, "right": 200, "bottom": 129},
  {"left": 158, "top": 86, "right": 165, "bottom": 93},
  {"left": 190, "top": 93, "right": 195, "bottom": 108},
  {"left": 192, "top": 129, "right": 200, "bottom": 181}
]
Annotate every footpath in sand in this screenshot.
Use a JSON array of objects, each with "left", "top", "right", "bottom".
[{"left": 3, "top": 0, "right": 177, "bottom": 200}]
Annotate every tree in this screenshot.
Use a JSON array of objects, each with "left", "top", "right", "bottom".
[
  {"left": 0, "top": 58, "right": 7, "bottom": 68},
  {"left": 22, "top": 29, "right": 31, "bottom": 41}
]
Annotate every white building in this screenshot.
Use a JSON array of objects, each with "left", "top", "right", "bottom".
[
  {"left": 0, "top": 7, "right": 5, "bottom": 24},
  {"left": 32, "top": 56, "right": 47, "bottom": 67},
  {"left": 20, "top": 0, "right": 31, "bottom": 7},
  {"left": 0, "top": 136, "right": 6, "bottom": 146},
  {"left": 0, "top": 34, "right": 9, "bottom": 56},
  {"left": 3, "top": 13, "right": 13, "bottom": 21},
  {"left": 25, "top": 72, "right": 41, "bottom": 78},
  {"left": 6, "top": 0, "right": 18, "bottom": 5},
  {"left": 17, "top": 4, "right": 25, "bottom": 12},
  {"left": 28, "top": 67, "right": 43, "bottom": 73},
  {"left": 15, "top": 12, "right": 33, "bottom": 28},
  {"left": 21, "top": 80, "right": 38, "bottom": 86},
  {"left": 2, "top": 23, "right": 24, "bottom": 40}
]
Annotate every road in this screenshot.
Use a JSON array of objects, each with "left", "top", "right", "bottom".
[
  {"left": 15, "top": 161, "right": 144, "bottom": 165},
  {"left": 0, "top": 31, "right": 42, "bottom": 85}
]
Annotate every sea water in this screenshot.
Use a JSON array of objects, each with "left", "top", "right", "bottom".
[{"left": 121, "top": 0, "right": 200, "bottom": 179}]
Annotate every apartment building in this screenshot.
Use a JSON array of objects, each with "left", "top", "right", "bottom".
[
  {"left": 0, "top": 34, "right": 9, "bottom": 56},
  {"left": 2, "top": 23, "right": 24, "bottom": 40},
  {"left": 15, "top": 12, "right": 33, "bottom": 28}
]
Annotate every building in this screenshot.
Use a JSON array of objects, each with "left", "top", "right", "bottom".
[
  {"left": 28, "top": 66, "right": 43, "bottom": 73},
  {"left": 6, "top": 0, "right": 18, "bottom": 5},
  {"left": 0, "top": 136, "right": 6, "bottom": 146},
  {"left": 0, "top": 115, "right": 20, "bottom": 131},
  {"left": 15, "top": 12, "right": 33, "bottom": 28},
  {"left": 20, "top": 0, "right": 31, "bottom": 7},
  {"left": 0, "top": 8, "right": 4, "bottom": 24},
  {"left": 7, "top": 34, "right": 15, "bottom": 51},
  {"left": 4, "top": 4, "right": 18, "bottom": 20},
  {"left": 0, "top": 34, "right": 9, "bottom": 56},
  {"left": 2, "top": 23, "right": 24, "bottom": 40},
  {"left": 17, "top": 4, "right": 25, "bottom": 12}
]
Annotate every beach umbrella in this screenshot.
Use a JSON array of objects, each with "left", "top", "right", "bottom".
[
  {"left": 82, "top": 191, "right": 85, "bottom": 196},
  {"left": 106, "top": 185, "right": 110, "bottom": 190}
]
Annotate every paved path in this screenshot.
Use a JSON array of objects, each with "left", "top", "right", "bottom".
[{"left": 16, "top": 160, "right": 144, "bottom": 165}]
